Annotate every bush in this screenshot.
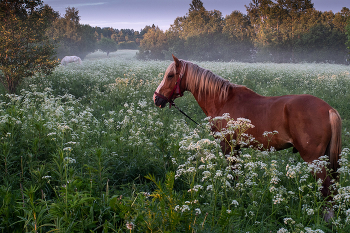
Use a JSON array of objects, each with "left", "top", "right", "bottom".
[{"left": 118, "top": 41, "right": 138, "bottom": 50}]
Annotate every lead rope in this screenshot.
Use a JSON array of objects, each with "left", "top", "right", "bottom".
[{"left": 171, "top": 102, "right": 204, "bottom": 129}]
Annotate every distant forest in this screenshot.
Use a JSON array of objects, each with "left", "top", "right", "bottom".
[
  {"left": 44, "top": 6, "right": 145, "bottom": 60},
  {"left": 47, "top": 0, "right": 350, "bottom": 63}
]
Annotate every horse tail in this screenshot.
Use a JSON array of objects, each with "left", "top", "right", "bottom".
[{"left": 327, "top": 109, "right": 342, "bottom": 179}]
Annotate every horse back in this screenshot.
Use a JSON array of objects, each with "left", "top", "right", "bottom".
[{"left": 223, "top": 89, "right": 337, "bottom": 153}]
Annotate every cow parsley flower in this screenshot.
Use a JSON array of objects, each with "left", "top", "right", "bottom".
[
  {"left": 231, "top": 200, "right": 239, "bottom": 207},
  {"left": 283, "top": 217, "right": 295, "bottom": 225},
  {"left": 126, "top": 222, "right": 135, "bottom": 230},
  {"left": 277, "top": 228, "right": 289, "bottom": 233}
]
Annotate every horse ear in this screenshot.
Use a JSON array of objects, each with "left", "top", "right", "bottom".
[{"left": 172, "top": 54, "right": 180, "bottom": 67}]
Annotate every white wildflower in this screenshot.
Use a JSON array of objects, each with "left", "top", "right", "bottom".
[
  {"left": 231, "top": 200, "right": 239, "bottom": 207},
  {"left": 277, "top": 228, "right": 289, "bottom": 233},
  {"left": 283, "top": 217, "right": 295, "bottom": 225},
  {"left": 64, "top": 156, "right": 76, "bottom": 163},
  {"left": 126, "top": 222, "right": 135, "bottom": 230},
  {"left": 63, "top": 147, "right": 72, "bottom": 152},
  {"left": 273, "top": 194, "right": 284, "bottom": 204}
]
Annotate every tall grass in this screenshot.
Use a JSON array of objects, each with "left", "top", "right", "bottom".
[{"left": 0, "top": 50, "right": 349, "bottom": 232}]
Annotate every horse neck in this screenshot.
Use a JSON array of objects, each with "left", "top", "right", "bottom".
[
  {"left": 185, "top": 78, "right": 234, "bottom": 117},
  {"left": 190, "top": 88, "right": 224, "bottom": 116},
  {"left": 182, "top": 62, "right": 261, "bottom": 117},
  {"left": 187, "top": 80, "right": 259, "bottom": 117}
]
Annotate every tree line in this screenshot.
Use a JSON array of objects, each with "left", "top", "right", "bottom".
[{"left": 139, "top": 0, "right": 350, "bottom": 64}]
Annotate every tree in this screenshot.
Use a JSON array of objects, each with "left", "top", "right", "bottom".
[
  {"left": 169, "top": 0, "right": 223, "bottom": 40},
  {"left": 0, "top": 0, "right": 58, "bottom": 93},
  {"left": 222, "top": 11, "right": 254, "bottom": 61},
  {"left": 334, "top": 7, "right": 350, "bottom": 33},
  {"left": 166, "top": 0, "right": 236, "bottom": 61},
  {"left": 98, "top": 37, "right": 117, "bottom": 56},
  {"left": 189, "top": 0, "right": 205, "bottom": 12},
  {"left": 139, "top": 27, "right": 168, "bottom": 59},
  {"left": 244, "top": 0, "right": 341, "bottom": 62},
  {"left": 46, "top": 7, "right": 96, "bottom": 60},
  {"left": 346, "top": 17, "right": 350, "bottom": 56},
  {"left": 223, "top": 11, "right": 250, "bottom": 40}
]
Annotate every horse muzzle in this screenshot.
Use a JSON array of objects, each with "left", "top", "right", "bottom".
[{"left": 154, "top": 93, "right": 168, "bottom": 108}]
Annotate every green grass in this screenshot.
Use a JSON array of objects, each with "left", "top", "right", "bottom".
[{"left": 0, "top": 50, "right": 350, "bottom": 232}]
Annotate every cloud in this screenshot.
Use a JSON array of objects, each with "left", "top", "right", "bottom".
[
  {"left": 80, "top": 18, "right": 173, "bottom": 31},
  {"left": 69, "top": 2, "right": 106, "bottom": 8}
]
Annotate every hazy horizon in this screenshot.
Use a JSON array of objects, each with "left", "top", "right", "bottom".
[{"left": 44, "top": 0, "right": 350, "bottom": 31}]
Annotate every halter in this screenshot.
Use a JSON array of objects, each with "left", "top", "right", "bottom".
[
  {"left": 154, "top": 61, "right": 187, "bottom": 108},
  {"left": 154, "top": 61, "right": 202, "bottom": 128}
]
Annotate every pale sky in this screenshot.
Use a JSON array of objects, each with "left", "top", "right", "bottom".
[{"left": 44, "top": 0, "right": 350, "bottom": 31}]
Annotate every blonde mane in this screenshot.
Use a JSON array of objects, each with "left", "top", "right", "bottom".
[{"left": 181, "top": 60, "right": 233, "bottom": 101}]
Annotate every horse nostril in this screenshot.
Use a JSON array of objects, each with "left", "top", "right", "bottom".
[{"left": 154, "top": 95, "right": 160, "bottom": 105}]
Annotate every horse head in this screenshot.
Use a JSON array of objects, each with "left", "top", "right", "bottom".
[{"left": 153, "top": 55, "right": 187, "bottom": 108}]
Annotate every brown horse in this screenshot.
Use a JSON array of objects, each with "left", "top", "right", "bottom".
[{"left": 153, "top": 55, "right": 341, "bottom": 202}]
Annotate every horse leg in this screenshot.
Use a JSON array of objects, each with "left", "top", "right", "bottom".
[
  {"left": 298, "top": 146, "right": 335, "bottom": 221},
  {"left": 315, "top": 167, "right": 336, "bottom": 221},
  {"left": 298, "top": 146, "right": 333, "bottom": 196},
  {"left": 313, "top": 166, "right": 334, "bottom": 199},
  {"left": 220, "top": 140, "right": 240, "bottom": 158}
]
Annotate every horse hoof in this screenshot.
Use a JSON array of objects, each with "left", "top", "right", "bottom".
[{"left": 323, "top": 208, "right": 334, "bottom": 222}]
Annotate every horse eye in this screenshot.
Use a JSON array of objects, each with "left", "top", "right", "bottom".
[{"left": 168, "top": 74, "right": 174, "bottom": 79}]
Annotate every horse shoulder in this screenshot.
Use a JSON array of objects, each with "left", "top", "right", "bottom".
[{"left": 219, "top": 85, "right": 264, "bottom": 118}]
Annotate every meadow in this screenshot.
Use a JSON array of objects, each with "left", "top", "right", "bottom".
[{"left": 0, "top": 50, "right": 350, "bottom": 232}]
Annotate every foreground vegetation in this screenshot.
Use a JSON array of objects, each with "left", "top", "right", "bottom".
[{"left": 1, "top": 50, "right": 350, "bottom": 232}]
